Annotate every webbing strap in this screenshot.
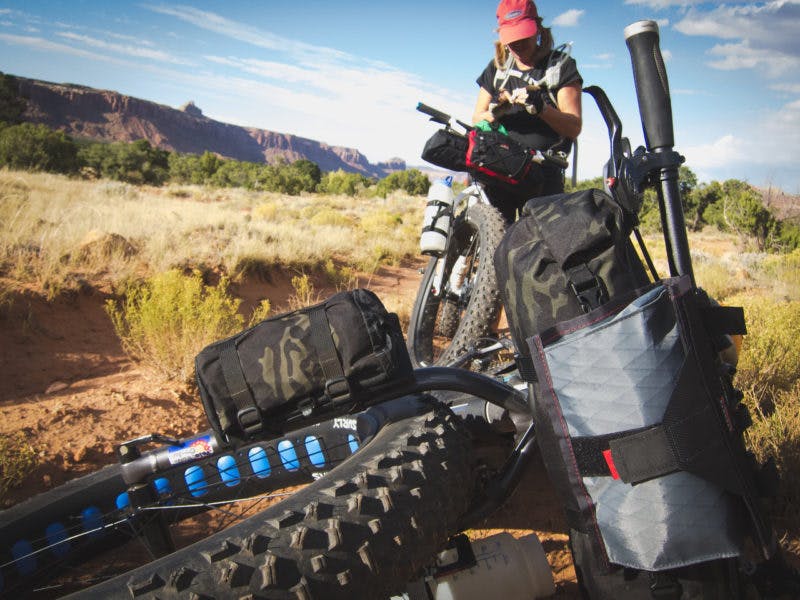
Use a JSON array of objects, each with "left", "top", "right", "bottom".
[
  {"left": 609, "top": 426, "right": 675, "bottom": 484},
  {"left": 308, "top": 306, "right": 350, "bottom": 401},
  {"left": 703, "top": 305, "right": 747, "bottom": 337},
  {"left": 219, "top": 339, "right": 261, "bottom": 435},
  {"left": 514, "top": 352, "right": 538, "bottom": 382}
]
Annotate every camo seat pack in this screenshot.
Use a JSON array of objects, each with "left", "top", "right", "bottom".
[{"left": 196, "top": 289, "right": 412, "bottom": 445}]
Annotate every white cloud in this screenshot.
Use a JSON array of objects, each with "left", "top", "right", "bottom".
[
  {"left": 144, "top": 4, "right": 360, "bottom": 66},
  {"left": 707, "top": 41, "right": 800, "bottom": 77},
  {"left": 0, "top": 33, "right": 107, "bottom": 61},
  {"left": 683, "top": 134, "right": 747, "bottom": 169},
  {"left": 675, "top": 2, "right": 800, "bottom": 68},
  {"left": 552, "top": 9, "right": 585, "bottom": 27},
  {"left": 56, "top": 32, "right": 195, "bottom": 66},
  {"left": 771, "top": 82, "right": 800, "bottom": 94},
  {"left": 136, "top": 5, "right": 478, "bottom": 162},
  {"left": 682, "top": 97, "right": 800, "bottom": 185},
  {"left": 625, "top": 0, "right": 751, "bottom": 8}
]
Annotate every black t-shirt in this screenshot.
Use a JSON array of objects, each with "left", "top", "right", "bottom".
[{"left": 476, "top": 50, "right": 582, "bottom": 154}]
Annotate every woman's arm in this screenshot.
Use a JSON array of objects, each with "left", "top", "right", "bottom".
[
  {"left": 472, "top": 87, "right": 496, "bottom": 124},
  {"left": 538, "top": 81, "right": 582, "bottom": 140}
]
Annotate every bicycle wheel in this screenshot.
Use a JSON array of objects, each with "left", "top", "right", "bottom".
[
  {"left": 4, "top": 397, "right": 474, "bottom": 599},
  {"left": 1, "top": 420, "right": 363, "bottom": 598},
  {"left": 407, "top": 202, "right": 506, "bottom": 367}
]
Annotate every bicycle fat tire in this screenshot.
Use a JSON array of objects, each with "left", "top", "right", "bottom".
[
  {"left": 68, "top": 399, "right": 473, "bottom": 599},
  {"left": 407, "top": 202, "right": 505, "bottom": 367}
]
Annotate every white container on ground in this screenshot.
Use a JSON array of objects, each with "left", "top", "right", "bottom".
[
  {"left": 430, "top": 532, "right": 555, "bottom": 600},
  {"left": 419, "top": 176, "right": 455, "bottom": 256}
]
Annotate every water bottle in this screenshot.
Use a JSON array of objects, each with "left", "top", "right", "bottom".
[
  {"left": 420, "top": 176, "right": 455, "bottom": 256},
  {"left": 395, "top": 532, "right": 555, "bottom": 600}
]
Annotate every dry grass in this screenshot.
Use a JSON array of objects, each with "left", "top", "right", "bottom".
[
  {"left": 642, "top": 227, "right": 800, "bottom": 302},
  {"left": 0, "top": 170, "right": 423, "bottom": 298}
]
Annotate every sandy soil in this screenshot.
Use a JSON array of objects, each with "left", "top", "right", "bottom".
[{"left": 0, "top": 263, "right": 580, "bottom": 596}]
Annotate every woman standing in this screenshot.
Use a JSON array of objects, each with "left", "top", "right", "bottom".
[{"left": 473, "top": 0, "right": 583, "bottom": 221}]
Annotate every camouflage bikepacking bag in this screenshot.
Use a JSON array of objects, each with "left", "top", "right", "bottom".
[
  {"left": 493, "top": 187, "right": 650, "bottom": 375},
  {"left": 196, "top": 289, "right": 413, "bottom": 445}
]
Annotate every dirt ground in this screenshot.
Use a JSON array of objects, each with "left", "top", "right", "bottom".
[
  {"left": 5, "top": 262, "right": 792, "bottom": 598},
  {"left": 0, "top": 263, "right": 580, "bottom": 596}
]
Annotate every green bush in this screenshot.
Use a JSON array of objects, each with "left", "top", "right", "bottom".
[
  {"left": 375, "top": 169, "right": 430, "bottom": 197},
  {"left": 318, "top": 169, "right": 372, "bottom": 196},
  {"left": 105, "top": 270, "right": 245, "bottom": 381},
  {"left": 0, "top": 122, "right": 79, "bottom": 173},
  {"left": 79, "top": 139, "right": 169, "bottom": 185}
]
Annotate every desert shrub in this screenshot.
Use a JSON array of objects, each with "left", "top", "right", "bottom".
[
  {"left": 105, "top": 270, "right": 244, "bottom": 381},
  {"left": 564, "top": 175, "right": 605, "bottom": 193},
  {"left": 79, "top": 139, "right": 169, "bottom": 185},
  {"left": 727, "top": 296, "right": 800, "bottom": 527},
  {"left": 733, "top": 296, "right": 800, "bottom": 394},
  {"left": 775, "top": 220, "right": 800, "bottom": 252},
  {"left": 318, "top": 169, "right": 371, "bottom": 196},
  {"left": 248, "top": 299, "right": 272, "bottom": 325},
  {"left": 169, "top": 151, "right": 222, "bottom": 185},
  {"left": 287, "top": 273, "right": 320, "bottom": 310},
  {"left": 693, "top": 259, "right": 747, "bottom": 301},
  {"left": 0, "top": 432, "right": 37, "bottom": 501},
  {"left": 309, "top": 208, "right": 354, "bottom": 227},
  {"left": 375, "top": 169, "right": 430, "bottom": 198},
  {"left": 0, "top": 122, "right": 79, "bottom": 174},
  {"left": 253, "top": 201, "right": 279, "bottom": 221}
]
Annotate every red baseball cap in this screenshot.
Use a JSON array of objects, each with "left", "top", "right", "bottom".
[{"left": 496, "top": 0, "right": 539, "bottom": 45}]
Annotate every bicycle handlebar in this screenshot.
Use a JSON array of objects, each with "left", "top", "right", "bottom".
[
  {"left": 416, "top": 102, "right": 452, "bottom": 126},
  {"left": 418, "top": 101, "right": 570, "bottom": 171},
  {"left": 624, "top": 21, "right": 674, "bottom": 151}
]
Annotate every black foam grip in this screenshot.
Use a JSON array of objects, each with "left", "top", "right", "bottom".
[{"left": 625, "top": 20, "right": 674, "bottom": 150}]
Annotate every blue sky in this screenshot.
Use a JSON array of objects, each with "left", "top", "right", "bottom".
[{"left": 1, "top": 1, "right": 798, "bottom": 192}]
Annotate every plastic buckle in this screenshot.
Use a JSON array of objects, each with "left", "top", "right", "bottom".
[
  {"left": 236, "top": 407, "right": 263, "bottom": 436},
  {"left": 324, "top": 376, "right": 351, "bottom": 406},
  {"left": 569, "top": 277, "right": 606, "bottom": 313}
]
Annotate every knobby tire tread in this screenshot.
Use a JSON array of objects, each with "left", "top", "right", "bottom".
[{"left": 69, "top": 402, "right": 473, "bottom": 599}]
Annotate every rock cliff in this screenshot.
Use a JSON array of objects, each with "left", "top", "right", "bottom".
[{"left": 14, "top": 76, "right": 404, "bottom": 178}]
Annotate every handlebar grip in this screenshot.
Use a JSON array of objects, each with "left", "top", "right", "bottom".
[
  {"left": 416, "top": 102, "right": 451, "bottom": 124},
  {"left": 624, "top": 20, "right": 674, "bottom": 151}
]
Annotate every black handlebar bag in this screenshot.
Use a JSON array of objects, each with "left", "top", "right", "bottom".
[
  {"left": 421, "top": 128, "right": 468, "bottom": 172},
  {"left": 196, "top": 289, "right": 413, "bottom": 446},
  {"left": 528, "top": 277, "right": 776, "bottom": 598}
]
